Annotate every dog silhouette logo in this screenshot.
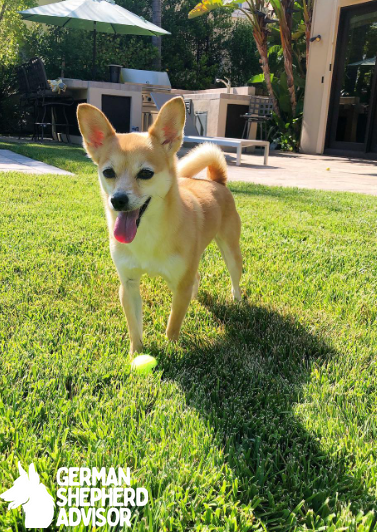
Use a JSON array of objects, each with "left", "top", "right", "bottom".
[{"left": 0, "top": 462, "right": 55, "bottom": 528}]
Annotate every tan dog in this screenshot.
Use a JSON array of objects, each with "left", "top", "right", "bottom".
[{"left": 77, "top": 97, "right": 242, "bottom": 354}]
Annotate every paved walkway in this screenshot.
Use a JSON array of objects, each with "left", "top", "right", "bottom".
[
  {"left": 0, "top": 149, "right": 73, "bottom": 175},
  {"left": 179, "top": 149, "right": 377, "bottom": 196}
]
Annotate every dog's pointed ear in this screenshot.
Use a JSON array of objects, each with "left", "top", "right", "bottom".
[
  {"left": 28, "top": 463, "right": 40, "bottom": 484},
  {"left": 149, "top": 97, "right": 186, "bottom": 155},
  {"left": 18, "top": 462, "right": 27, "bottom": 477},
  {"left": 77, "top": 103, "right": 115, "bottom": 163}
]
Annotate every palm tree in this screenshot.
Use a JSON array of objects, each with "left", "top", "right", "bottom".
[
  {"left": 269, "top": 0, "right": 297, "bottom": 116},
  {"left": 189, "top": 0, "right": 314, "bottom": 118},
  {"left": 244, "top": 2, "right": 281, "bottom": 117},
  {"left": 152, "top": 0, "right": 162, "bottom": 70},
  {"left": 302, "top": 0, "right": 314, "bottom": 70},
  {"left": 189, "top": 0, "right": 281, "bottom": 117}
]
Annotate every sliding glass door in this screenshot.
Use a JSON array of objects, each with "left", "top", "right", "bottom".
[{"left": 327, "top": 2, "right": 377, "bottom": 156}]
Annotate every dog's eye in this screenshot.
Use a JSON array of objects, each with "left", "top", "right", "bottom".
[
  {"left": 103, "top": 167, "right": 116, "bottom": 179},
  {"left": 137, "top": 169, "right": 154, "bottom": 180}
]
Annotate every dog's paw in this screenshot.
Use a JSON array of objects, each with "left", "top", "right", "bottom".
[
  {"left": 232, "top": 287, "right": 242, "bottom": 302},
  {"left": 166, "top": 329, "right": 179, "bottom": 342}
]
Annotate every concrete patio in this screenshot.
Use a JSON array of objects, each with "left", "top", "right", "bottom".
[{"left": 182, "top": 149, "right": 377, "bottom": 196}]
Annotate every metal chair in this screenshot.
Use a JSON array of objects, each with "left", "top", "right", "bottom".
[
  {"left": 16, "top": 65, "right": 37, "bottom": 139},
  {"left": 241, "top": 96, "right": 274, "bottom": 140},
  {"left": 23, "top": 57, "right": 74, "bottom": 142}
]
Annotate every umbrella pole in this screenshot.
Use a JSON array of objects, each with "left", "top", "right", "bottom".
[{"left": 92, "top": 21, "right": 97, "bottom": 79}]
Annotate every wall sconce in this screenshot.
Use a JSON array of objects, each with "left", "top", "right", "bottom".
[{"left": 310, "top": 35, "right": 322, "bottom": 42}]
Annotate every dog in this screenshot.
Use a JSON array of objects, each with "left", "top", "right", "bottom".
[{"left": 77, "top": 97, "right": 242, "bottom": 354}]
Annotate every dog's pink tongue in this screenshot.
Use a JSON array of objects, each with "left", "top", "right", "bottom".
[{"left": 114, "top": 210, "right": 140, "bottom": 243}]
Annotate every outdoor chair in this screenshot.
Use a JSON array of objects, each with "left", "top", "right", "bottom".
[
  {"left": 20, "top": 57, "right": 74, "bottom": 142},
  {"left": 151, "top": 93, "right": 270, "bottom": 167},
  {"left": 241, "top": 96, "right": 274, "bottom": 141},
  {"left": 16, "top": 65, "right": 36, "bottom": 138}
]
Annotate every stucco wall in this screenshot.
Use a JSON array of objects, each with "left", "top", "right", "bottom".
[
  {"left": 171, "top": 87, "right": 257, "bottom": 139},
  {"left": 300, "top": 0, "right": 375, "bottom": 154}
]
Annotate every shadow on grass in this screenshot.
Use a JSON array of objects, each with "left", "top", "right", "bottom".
[{"left": 157, "top": 296, "right": 376, "bottom": 531}]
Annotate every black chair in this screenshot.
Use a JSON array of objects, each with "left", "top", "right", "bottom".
[
  {"left": 16, "top": 65, "right": 37, "bottom": 139},
  {"left": 22, "top": 57, "right": 74, "bottom": 142},
  {"left": 241, "top": 97, "right": 274, "bottom": 140}
]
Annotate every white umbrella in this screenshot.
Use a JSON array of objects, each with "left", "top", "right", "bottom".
[
  {"left": 349, "top": 57, "right": 376, "bottom": 67},
  {"left": 19, "top": 0, "right": 170, "bottom": 76}
]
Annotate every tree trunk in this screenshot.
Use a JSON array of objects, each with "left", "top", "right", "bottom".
[
  {"left": 253, "top": 30, "right": 281, "bottom": 118},
  {"left": 305, "top": 24, "right": 310, "bottom": 71},
  {"left": 281, "top": 30, "right": 296, "bottom": 116},
  {"left": 303, "top": 1, "right": 313, "bottom": 71},
  {"left": 152, "top": 0, "right": 161, "bottom": 71},
  {"left": 279, "top": 0, "right": 297, "bottom": 116},
  {"left": 0, "top": 1, "right": 8, "bottom": 24}
]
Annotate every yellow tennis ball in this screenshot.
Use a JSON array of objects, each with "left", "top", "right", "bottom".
[{"left": 131, "top": 355, "right": 157, "bottom": 374}]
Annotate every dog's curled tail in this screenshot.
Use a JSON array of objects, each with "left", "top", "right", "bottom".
[{"left": 178, "top": 143, "right": 227, "bottom": 186}]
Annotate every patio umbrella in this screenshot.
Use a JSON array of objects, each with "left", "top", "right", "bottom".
[
  {"left": 349, "top": 57, "right": 376, "bottom": 67},
  {"left": 19, "top": 0, "right": 170, "bottom": 77}
]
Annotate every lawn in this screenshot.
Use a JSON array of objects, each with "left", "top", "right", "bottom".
[{"left": 0, "top": 140, "right": 377, "bottom": 531}]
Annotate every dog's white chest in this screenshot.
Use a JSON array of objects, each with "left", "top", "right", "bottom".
[{"left": 111, "top": 242, "right": 185, "bottom": 286}]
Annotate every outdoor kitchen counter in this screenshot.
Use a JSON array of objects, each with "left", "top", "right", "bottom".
[
  {"left": 62, "top": 78, "right": 142, "bottom": 93},
  {"left": 62, "top": 78, "right": 143, "bottom": 142},
  {"left": 171, "top": 88, "right": 257, "bottom": 140}
]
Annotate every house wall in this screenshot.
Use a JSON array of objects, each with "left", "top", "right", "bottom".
[{"left": 300, "top": 0, "right": 375, "bottom": 154}]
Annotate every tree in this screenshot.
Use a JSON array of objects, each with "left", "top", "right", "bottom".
[
  {"left": 302, "top": 0, "right": 314, "bottom": 70},
  {"left": 5, "top": 0, "right": 257, "bottom": 90},
  {"left": 226, "top": 20, "right": 259, "bottom": 87},
  {"left": 188, "top": 0, "right": 314, "bottom": 119},
  {"left": 189, "top": 0, "right": 281, "bottom": 115},
  {"left": 162, "top": 0, "right": 233, "bottom": 90},
  {"left": 24, "top": 0, "right": 157, "bottom": 81},
  {"left": 269, "top": 0, "right": 296, "bottom": 116},
  {"left": 152, "top": 0, "right": 162, "bottom": 70},
  {"left": 244, "top": 1, "right": 281, "bottom": 117},
  {"left": 0, "top": 0, "right": 35, "bottom": 67},
  {"left": 26, "top": 25, "right": 157, "bottom": 81}
]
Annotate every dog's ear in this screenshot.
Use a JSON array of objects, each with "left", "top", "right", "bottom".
[
  {"left": 149, "top": 97, "right": 186, "bottom": 155},
  {"left": 77, "top": 104, "right": 115, "bottom": 163},
  {"left": 28, "top": 463, "right": 40, "bottom": 485},
  {"left": 18, "top": 462, "right": 27, "bottom": 477}
]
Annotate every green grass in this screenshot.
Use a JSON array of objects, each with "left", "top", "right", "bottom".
[{"left": 0, "top": 140, "right": 377, "bottom": 531}]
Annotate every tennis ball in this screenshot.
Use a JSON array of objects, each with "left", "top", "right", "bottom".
[{"left": 131, "top": 355, "right": 157, "bottom": 374}]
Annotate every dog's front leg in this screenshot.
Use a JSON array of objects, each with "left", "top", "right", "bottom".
[
  {"left": 166, "top": 280, "right": 194, "bottom": 342},
  {"left": 119, "top": 278, "right": 143, "bottom": 355}
]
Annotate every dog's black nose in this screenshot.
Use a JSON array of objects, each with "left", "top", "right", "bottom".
[{"left": 111, "top": 193, "right": 129, "bottom": 211}]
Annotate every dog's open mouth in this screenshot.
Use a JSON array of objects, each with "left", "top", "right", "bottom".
[{"left": 114, "top": 197, "right": 151, "bottom": 244}]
